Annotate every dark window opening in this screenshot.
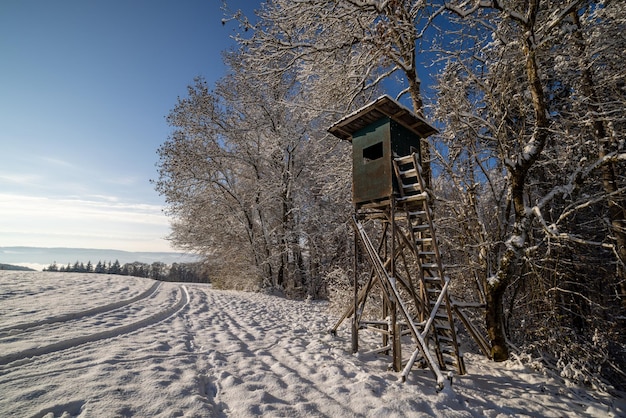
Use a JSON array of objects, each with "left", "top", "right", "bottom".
[{"left": 363, "top": 142, "right": 383, "bottom": 163}]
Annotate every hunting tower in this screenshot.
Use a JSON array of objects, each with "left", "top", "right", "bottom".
[{"left": 329, "top": 96, "right": 488, "bottom": 390}]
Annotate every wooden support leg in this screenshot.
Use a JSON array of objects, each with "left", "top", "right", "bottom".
[
  {"left": 392, "top": 302, "right": 402, "bottom": 372},
  {"left": 352, "top": 225, "right": 359, "bottom": 354},
  {"left": 379, "top": 299, "right": 385, "bottom": 352},
  {"left": 351, "top": 318, "right": 359, "bottom": 354}
]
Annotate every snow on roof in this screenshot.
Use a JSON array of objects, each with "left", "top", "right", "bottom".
[{"left": 328, "top": 95, "right": 438, "bottom": 141}]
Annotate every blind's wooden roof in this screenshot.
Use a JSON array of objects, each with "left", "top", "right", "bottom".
[{"left": 328, "top": 95, "right": 437, "bottom": 141}]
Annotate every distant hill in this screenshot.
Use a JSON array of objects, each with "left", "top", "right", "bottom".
[
  {"left": 0, "top": 247, "right": 200, "bottom": 271},
  {"left": 0, "top": 263, "right": 36, "bottom": 271}
]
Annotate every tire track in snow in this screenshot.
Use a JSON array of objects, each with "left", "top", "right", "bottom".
[
  {"left": 0, "top": 285, "right": 189, "bottom": 366},
  {"left": 0, "top": 281, "right": 162, "bottom": 334}
]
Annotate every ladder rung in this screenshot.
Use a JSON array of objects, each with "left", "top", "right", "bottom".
[
  {"left": 440, "top": 348, "right": 458, "bottom": 356},
  {"left": 440, "top": 344, "right": 455, "bottom": 353},
  {"left": 408, "top": 210, "right": 428, "bottom": 218},
  {"left": 422, "top": 263, "right": 442, "bottom": 269},
  {"left": 413, "top": 224, "right": 431, "bottom": 232},
  {"left": 441, "top": 348, "right": 457, "bottom": 356},
  {"left": 399, "top": 168, "right": 418, "bottom": 178},
  {"left": 402, "top": 183, "right": 422, "bottom": 192},
  {"left": 397, "top": 192, "right": 427, "bottom": 203},
  {"left": 434, "top": 311, "right": 450, "bottom": 319},
  {"left": 394, "top": 155, "right": 414, "bottom": 165},
  {"left": 420, "top": 251, "right": 436, "bottom": 257}
]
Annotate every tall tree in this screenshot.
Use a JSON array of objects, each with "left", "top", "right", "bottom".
[
  {"left": 156, "top": 46, "right": 355, "bottom": 296},
  {"left": 436, "top": 0, "right": 625, "bottom": 382},
  {"left": 567, "top": 4, "right": 626, "bottom": 308}
]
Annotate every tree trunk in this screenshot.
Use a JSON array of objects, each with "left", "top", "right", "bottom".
[
  {"left": 486, "top": 277, "right": 509, "bottom": 361},
  {"left": 486, "top": 6, "right": 550, "bottom": 361}
]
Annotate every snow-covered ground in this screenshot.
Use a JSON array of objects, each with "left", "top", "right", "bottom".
[{"left": 0, "top": 272, "right": 623, "bottom": 417}]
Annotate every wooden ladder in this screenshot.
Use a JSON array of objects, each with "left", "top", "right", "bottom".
[{"left": 393, "top": 153, "right": 466, "bottom": 376}]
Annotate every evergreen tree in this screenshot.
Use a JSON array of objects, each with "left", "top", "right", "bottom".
[
  {"left": 110, "top": 260, "right": 121, "bottom": 275},
  {"left": 45, "top": 262, "right": 59, "bottom": 272}
]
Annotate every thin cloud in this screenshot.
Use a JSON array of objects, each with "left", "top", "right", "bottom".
[
  {"left": 37, "top": 156, "right": 76, "bottom": 168},
  {"left": 0, "top": 193, "right": 173, "bottom": 252},
  {"left": 85, "top": 194, "right": 120, "bottom": 203},
  {"left": 104, "top": 175, "right": 142, "bottom": 186},
  {"left": 0, "top": 194, "right": 169, "bottom": 225},
  {"left": 0, "top": 173, "right": 42, "bottom": 186}
]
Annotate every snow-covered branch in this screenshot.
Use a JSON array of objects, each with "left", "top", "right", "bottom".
[{"left": 445, "top": 0, "right": 528, "bottom": 24}]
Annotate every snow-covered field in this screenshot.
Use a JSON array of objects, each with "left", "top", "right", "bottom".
[{"left": 0, "top": 272, "right": 623, "bottom": 417}]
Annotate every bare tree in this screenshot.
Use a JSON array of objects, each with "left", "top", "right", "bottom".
[
  {"left": 156, "top": 53, "right": 292, "bottom": 291},
  {"left": 436, "top": 0, "right": 625, "bottom": 385},
  {"left": 228, "top": 0, "right": 452, "bottom": 179},
  {"left": 155, "top": 43, "right": 357, "bottom": 297}
]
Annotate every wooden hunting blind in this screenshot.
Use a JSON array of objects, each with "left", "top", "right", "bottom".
[
  {"left": 328, "top": 95, "right": 437, "bottom": 207},
  {"left": 328, "top": 95, "right": 488, "bottom": 390}
]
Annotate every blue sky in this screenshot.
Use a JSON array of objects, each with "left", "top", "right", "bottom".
[{"left": 0, "top": 0, "right": 257, "bottom": 252}]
